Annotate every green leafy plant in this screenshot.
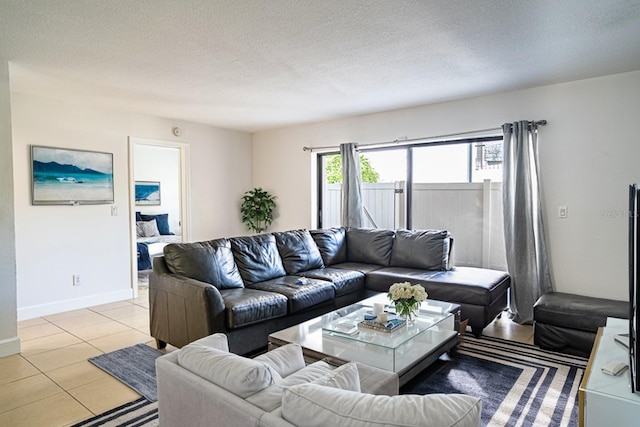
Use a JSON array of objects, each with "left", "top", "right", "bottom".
[
  {"left": 240, "top": 187, "right": 277, "bottom": 233},
  {"left": 325, "top": 154, "right": 380, "bottom": 184}
]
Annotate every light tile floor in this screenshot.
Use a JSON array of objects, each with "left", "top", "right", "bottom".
[{"left": 0, "top": 284, "right": 532, "bottom": 427}]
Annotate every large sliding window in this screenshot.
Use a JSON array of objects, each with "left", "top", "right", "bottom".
[{"left": 317, "top": 137, "right": 506, "bottom": 269}]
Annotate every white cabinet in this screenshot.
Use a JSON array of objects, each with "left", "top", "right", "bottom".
[{"left": 579, "top": 317, "right": 640, "bottom": 427}]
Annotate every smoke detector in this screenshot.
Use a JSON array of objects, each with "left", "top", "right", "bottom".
[{"left": 172, "top": 127, "right": 182, "bottom": 137}]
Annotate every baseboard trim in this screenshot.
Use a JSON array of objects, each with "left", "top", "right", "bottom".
[
  {"left": 17, "top": 289, "right": 135, "bottom": 321},
  {"left": 0, "top": 336, "right": 21, "bottom": 357}
]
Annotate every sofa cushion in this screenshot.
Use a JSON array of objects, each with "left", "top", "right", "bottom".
[
  {"left": 163, "top": 239, "right": 244, "bottom": 289},
  {"left": 390, "top": 229, "right": 453, "bottom": 271},
  {"left": 282, "top": 384, "right": 482, "bottom": 427},
  {"left": 246, "top": 361, "right": 333, "bottom": 412},
  {"left": 366, "top": 267, "right": 510, "bottom": 305},
  {"left": 231, "top": 234, "right": 286, "bottom": 285},
  {"left": 311, "top": 362, "right": 360, "bottom": 392},
  {"left": 274, "top": 229, "right": 324, "bottom": 274},
  {"left": 346, "top": 228, "right": 395, "bottom": 266},
  {"left": 302, "top": 267, "right": 366, "bottom": 297},
  {"left": 187, "top": 332, "right": 230, "bottom": 352},
  {"left": 177, "top": 343, "right": 282, "bottom": 399},
  {"left": 248, "top": 276, "right": 335, "bottom": 313},
  {"left": 219, "top": 288, "right": 288, "bottom": 329},
  {"left": 254, "top": 343, "right": 305, "bottom": 378},
  {"left": 310, "top": 227, "right": 347, "bottom": 265}
]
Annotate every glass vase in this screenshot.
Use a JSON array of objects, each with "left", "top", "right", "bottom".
[{"left": 395, "top": 300, "right": 420, "bottom": 323}]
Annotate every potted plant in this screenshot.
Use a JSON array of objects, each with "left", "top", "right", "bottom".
[{"left": 240, "top": 187, "right": 277, "bottom": 233}]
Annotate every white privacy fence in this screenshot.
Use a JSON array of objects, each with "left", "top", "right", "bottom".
[{"left": 322, "top": 181, "right": 506, "bottom": 270}]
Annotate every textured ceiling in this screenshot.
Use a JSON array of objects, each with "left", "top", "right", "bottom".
[{"left": 1, "top": 0, "right": 639, "bottom": 132}]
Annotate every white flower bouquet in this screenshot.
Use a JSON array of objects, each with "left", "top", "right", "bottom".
[{"left": 387, "top": 282, "right": 428, "bottom": 320}]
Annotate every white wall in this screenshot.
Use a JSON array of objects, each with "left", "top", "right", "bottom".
[
  {"left": 0, "top": 60, "right": 19, "bottom": 356},
  {"left": 253, "top": 71, "right": 640, "bottom": 301},
  {"left": 12, "top": 93, "right": 252, "bottom": 320}
]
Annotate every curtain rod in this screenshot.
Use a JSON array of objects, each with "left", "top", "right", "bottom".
[{"left": 302, "top": 120, "right": 547, "bottom": 152}]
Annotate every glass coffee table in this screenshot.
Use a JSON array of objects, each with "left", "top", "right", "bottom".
[{"left": 268, "top": 294, "right": 460, "bottom": 386}]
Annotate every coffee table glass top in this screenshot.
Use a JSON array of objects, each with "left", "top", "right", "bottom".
[
  {"left": 269, "top": 293, "right": 458, "bottom": 375},
  {"left": 320, "top": 295, "right": 454, "bottom": 349}
]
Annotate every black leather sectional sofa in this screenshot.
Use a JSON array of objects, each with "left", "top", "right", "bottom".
[{"left": 149, "top": 227, "right": 510, "bottom": 355}]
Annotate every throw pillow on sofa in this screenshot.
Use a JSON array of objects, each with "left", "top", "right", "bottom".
[
  {"left": 310, "top": 362, "right": 361, "bottom": 392},
  {"left": 163, "top": 238, "right": 244, "bottom": 289},
  {"left": 274, "top": 229, "right": 324, "bottom": 274},
  {"left": 177, "top": 342, "right": 282, "bottom": 399},
  {"left": 346, "top": 228, "right": 395, "bottom": 266},
  {"left": 390, "top": 229, "right": 453, "bottom": 271},
  {"left": 254, "top": 343, "right": 305, "bottom": 378},
  {"left": 282, "top": 384, "right": 482, "bottom": 427},
  {"left": 310, "top": 227, "right": 347, "bottom": 265},
  {"left": 231, "top": 234, "right": 286, "bottom": 285}
]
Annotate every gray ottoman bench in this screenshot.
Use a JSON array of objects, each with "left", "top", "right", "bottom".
[{"left": 533, "top": 292, "right": 628, "bottom": 358}]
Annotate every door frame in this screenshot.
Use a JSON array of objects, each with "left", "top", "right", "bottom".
[{"left": 128, "top": 137, "right": 191, "bottom": 297}]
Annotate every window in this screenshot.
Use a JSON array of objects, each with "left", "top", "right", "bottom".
[{"left": 317, "top": 136, "right": 506, "bottom": 269}]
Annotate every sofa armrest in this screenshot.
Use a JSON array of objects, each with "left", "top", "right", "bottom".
[
  {"left": 156, "top": 353, "right": 267, "bottom": 427},
  {"left": 150, "top": 256, "right": 226, "bottom": 348}
]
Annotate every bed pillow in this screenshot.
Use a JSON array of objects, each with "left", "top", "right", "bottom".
[
  {"left": 136, "top": 220, "right": 160, "bottom": 237},
  {"left": 139, "top": 213, "right": 173, "bottom": 235}
]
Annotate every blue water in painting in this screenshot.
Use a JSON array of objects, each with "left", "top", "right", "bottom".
[
  {"left": 135, "top": 184, "right": 160, "bottom": 202},
  {"left": 33, "top": 171, "right": 113, "bottom": 202}
]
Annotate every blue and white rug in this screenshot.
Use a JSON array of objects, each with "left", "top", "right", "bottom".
[
  {"left": 75, "top": 336, "right": 587, "bottom": 427},
  {"left": 401, "top": 335, "right": 588, "bottom": 426}
]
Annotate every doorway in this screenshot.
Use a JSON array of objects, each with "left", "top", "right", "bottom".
[{"left": 129, "top": 137, "right": 190, "bottom": 297}]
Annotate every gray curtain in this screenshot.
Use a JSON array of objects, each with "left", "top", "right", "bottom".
[
  {"left": 502, "top": 121, "right": 552, "bottom": 324},
  {"left": 340, "top": 143, "right": 364, "bottom": 228}
]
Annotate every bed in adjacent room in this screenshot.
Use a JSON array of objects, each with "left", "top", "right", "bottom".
[{"left": 135, "top": 212, "right": 181, "bottom": 271}]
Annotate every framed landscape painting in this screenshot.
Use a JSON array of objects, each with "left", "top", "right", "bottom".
[
  {"left": 135, "top": 181, "right": 161, "bottom": 205},
  {"left": 31, "top": 145, "right": 114, "bottom": 205}
]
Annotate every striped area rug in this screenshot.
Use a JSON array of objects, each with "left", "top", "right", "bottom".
[
  {"left": 402, "top": 335, "right": 588, "bottom": 426},
  {"left": 72, "top": 397, "right": 157, "bottom": 427},
  {"left": 75, "top": 335, "right": 587, "bottom": 427}
]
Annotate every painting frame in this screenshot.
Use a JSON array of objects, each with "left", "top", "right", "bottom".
[
  {"left": 31, "top": 145, "right": 114, "bottom": 206},
  {"left": 135, "top": 181, "right": 161, "bottom": 206}
]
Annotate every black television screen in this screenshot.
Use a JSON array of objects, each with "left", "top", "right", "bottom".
[{"left": 628, "top": 184, "right": 640, "bottom": 393}]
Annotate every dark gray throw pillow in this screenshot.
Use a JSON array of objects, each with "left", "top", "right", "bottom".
[
  {"left": 163, "top": 238, "right": 244, "bottom": 289},
  {"left": 346, "top": 228, "right": 395, "bottom": 266},
  {"left": 274, "top": 229, "right": 324, "bottom": 275},
  {"left": 390, "top": 229, "right": 453, "bottom": 271},
  {"left": 310, "top": 227, "right": 347, "bottom": 266},
  {"left": 230, "top": 234, "right": 286, "bottom": 285}
]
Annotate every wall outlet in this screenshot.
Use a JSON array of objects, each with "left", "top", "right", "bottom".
[
  {"left": 111, "top": 205, "right": 118, "bottom": 216},
  {"left": 73, "top": 275, "right": 82, "bottom": 286},
  {"left": 558, "top": 206, "right": 568, "bottom": 219}
]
